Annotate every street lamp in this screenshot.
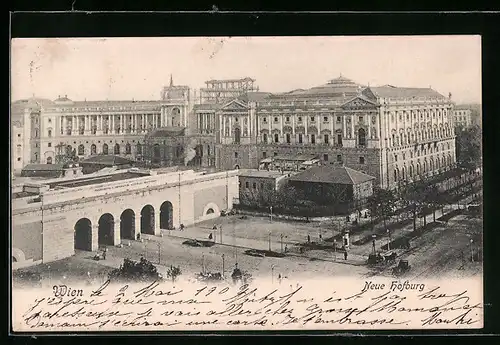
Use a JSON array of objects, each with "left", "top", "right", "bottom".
[
  {"left": 270, "top": 206, "right": 273, "bottom": 222},
  {"left": 387, "top": 229, "right": 391, "bottom": 251},
  {"left": 333, "top": 239, "right": 337, "bottom": 261},
  {"left": 268, "top": 232, "right": 272, "bottom": 252},
  {"left": 220, "top": 225, "right": 223, "bottom": 244},
  {"left": 221, "top": 254, "right": 225, "bottom": 278},
  {"left": 470, "top": 239, "right": 474, "bottom": 262},
  {"left": 280, "top": 234, "right": 284, "bottom": 253},
  {"left": 372, "top": 234, "right": 377, "bottom": 256}
]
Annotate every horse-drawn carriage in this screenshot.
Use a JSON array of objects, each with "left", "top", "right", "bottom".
[
  {"left": 367, "top": 251, "right": 397, "bottom": 265},
  {"left": 392, "top": 260, "right": 411, "bottom": 276}
]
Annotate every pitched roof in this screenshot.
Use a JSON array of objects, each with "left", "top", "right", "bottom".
[
  {"left": 80, "top": 155, "right": 134, "bottom": 165},
  {"left": 22, "top": 164, "right": 65, "bottom": 171},
  {"left": 367, "top": 86, "right": 446, "bottom": 99},
  {"left": 288, "top": 165, "right": 375, "bottom": 185},
  {"left": 238, "top": 169, "right": 287, "bottom": 179},
  {"left": 146, "top": 127, "right": 186, "bottom": 138}
]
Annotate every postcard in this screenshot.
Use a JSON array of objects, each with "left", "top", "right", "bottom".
[{"left": 10, "top": 36, "right": 483, "bottom": 332}]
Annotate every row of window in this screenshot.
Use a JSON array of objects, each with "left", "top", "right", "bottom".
[
  {"left": 257, "top": 151, "right": 366, "bottom": 165},
  {"left": 260, "top": 128, "right": 367, "bottom": 146},
  {"left": 262, "top": 115, "right": 365, "bottom": 123},
  {"left": 394, "top": 143, "right": 452, "bottom": 161},
  {"left": 389, "top": 109, "right": 449, "bottom": 123},
  {"left": 64, "top": 143, "right": 136, "bottom": 156},
  {"left": 394, "top": 155, "right": 453, "bottom": 181},
  {"left": 389, "top": 128, "right": 452, "bottom": 146},
  {"left": 243, "top": 181, "right": 265, "bottom": 190}
]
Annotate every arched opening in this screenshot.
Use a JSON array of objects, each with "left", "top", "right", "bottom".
[
  {"left": 120, "top": 209, "right": 135, "bottom": 240},
  {"left": 78, "top": 144, "right": 85, "bottom": 156},
  {"left": 160, "top": 201, "right": 173, "bottom": 230},
  {"left": 74, "top": 218, "right": 92, "bottom": 251},
  {"left": 125, "top": 143, "right": 131, "bottom": 154},
  {"left": 234, "top": 127, "right": 241, "bottom": 144},
  {"left": 46, "top": 156, "right": 53, "bottom": 164},
  {"left": 206, "top": 208, "right": 215, "bottom": 215},
  {"left": 141, "top": 205, "right": 155, "bottom": 235},
  {"left": 114, "top": 143, "right": 120, "bottom": 155},
  {"left": 103, "top": 143, "right": 109, "bottom": 155},
  {"left": 358, "top": 128, "right": 366, "bottom": 146},
  {"left": 91, "top": 144, "right": 97, "bottom": 155},
  {"left": 98, "top": 213, "right": 115, "bottom": 247},
  {"left": 234, "top": 165, "right": 240, "bottom": 170}
]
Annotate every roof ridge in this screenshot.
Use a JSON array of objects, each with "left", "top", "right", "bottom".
[{"left": 343, "top": 166, "right": 356, "bottom": 184}]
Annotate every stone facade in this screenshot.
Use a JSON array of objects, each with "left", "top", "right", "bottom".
[{"left": 12, "top": 169, "right": 239, "bottom": 266}]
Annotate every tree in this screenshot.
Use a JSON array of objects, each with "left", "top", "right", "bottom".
[
  {"left": 456, "top": 124, "right": 482, "bottom": 171},
  {"left": 166, "top": 265, "right": 182, "bottom": 283},
  {"left": 108, "top": 257, "right": 163, "bottom": 282},
  {"left": 424, "top": 184, "right": 442, "bottom": 223},
  {"left": 367, "top": 187, "right": 397, "bottom": 233},
  {"left": 399, "top": 179, "right": 428, "bottom": 231}
]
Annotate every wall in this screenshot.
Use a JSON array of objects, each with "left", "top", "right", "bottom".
[{"left": 12, "top": 219, "right": 43, "bottom": 262}]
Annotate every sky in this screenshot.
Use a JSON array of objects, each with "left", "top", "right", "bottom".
[{"left": 11, "top": 36, "right": 481, "bottom": 104}]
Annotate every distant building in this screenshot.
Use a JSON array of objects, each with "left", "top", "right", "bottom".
[
  {"left": 79, "top": 155, "right": 135, "bottom": 174},
  {"left": 21, "top": 163, "right": 83, "bottom": 179},
  {"left": 453, "top": 106, "right": 473, "bottom": 129},
  {"left": 237, "top": 169, "right": 288, "bottom": 207},
  {"left": 287, "top": 165, "right": 375, "bottom": 214}
]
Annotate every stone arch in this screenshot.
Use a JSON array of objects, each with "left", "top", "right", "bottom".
[
  {"left": 125, "top": 143, "right": 132, "bottom": 154},
  {"left": 120, "top": 209, "right": 135, "bottom": 240},
  {"left": 78, "top": 144, "right": 85, "bottom": 156},
  {"left": 140, "top": 205, "right": 155, "bottom": 235},
  {"left": 98, "top": 213, "right": 115, "bottom": 247},
  {"left": 74, "top": 218, "right": 92, "bottom": 251},
  {"left": 234, "top": 165, "right": 240, "bottom": 170},
  {"left": 203, "top": 202, "right": 220, "bottom": 219},
  {"left": 11, "top": 248, "right": 26, "bottom": 262},
  {"left": 91, "top": 144, "right": 97, "bottom": 155},
  {"left": 114, "top": 143, "right": 120, "bottom": 155},
  {"left": 46, "top": 156, "right": 53, "bottom": 164},
  {"left": 103, "top": 143, "right": 109, "bottom": 155},
  {"left": 160, "top": 201, "right": 174, "bottom": 230}
]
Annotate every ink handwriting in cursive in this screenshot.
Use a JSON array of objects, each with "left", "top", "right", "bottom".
[{"left": 16, "top": 280, "right": 482, "bottom": 330}]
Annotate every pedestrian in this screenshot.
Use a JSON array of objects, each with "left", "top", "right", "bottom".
[
  {"left": 208, "top": 233, "right": 213, "bottom": 240},
  {"left": 285, "top": 244, "right": 288, "bottom": 253},
  {"left": 344, "top": 251, "right": 348, "bottom": 260},
  {"left": 103, "top": 248, "right": 107, "bottom": 260},
  {"left": 319, "top": 234, "right": 323, "bottom": 241},
  {"left": 307, "top": 234, "right": 311, "bottom": 243}
]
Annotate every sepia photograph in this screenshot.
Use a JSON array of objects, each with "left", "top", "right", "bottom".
[{"left": 10, "top": 35, "right": 483, "bottom": 331}]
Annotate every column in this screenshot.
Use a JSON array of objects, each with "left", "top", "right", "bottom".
[
  {"left": 112, "top": 220, "right": 121, "bottom": 246},
  {"left": 63, "top": 116, "right": 67, "bottom": 135},
  {"left": 154, "top": 212, "right": 160, "bottom": 236},
  {"left": 368, "top": 114, "right": 372, "bottom": 138},
  {"left": 134, "top": 214, "right": 141, "bottom": 240},
  {"left": 351, "top": 115, "right": 355, "bottom": 139},
  {"left": 343, "top": 114, "right": 347, "bottom": 137},
  {"left": 111, "top": 115, "right": 115, "bottom": 134},
  {"left": 317, "top": 114, "right": 320, "bottom": 136},
  {"left": 91, "top": 225, "right": 99, "bottom": 252}
]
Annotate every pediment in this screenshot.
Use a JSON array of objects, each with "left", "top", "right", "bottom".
[
  {"left": 341, "top": 96, "right": 378, "bottom": 109},
  {"left": 221, "top": 99, "right": 248, "bottom": 111}
]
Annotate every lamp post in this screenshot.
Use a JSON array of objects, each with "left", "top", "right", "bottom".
[
  {"left": 387, "top": 229, "right": 391, "bottom": 251},
  {"left": 372, "top": 234, "right": 377, "bottom": 256},
  {"left": 470, "top": 239, "right": 474, "bottom": 263},
  {"left": 280, "top": 234, "right": 284, "bottom": 253},
  {"left": 157, "top": 242, "right": 161, "bottom": 265},
  {"left": 221, "top": 254, "right": 225, "bottom": 278},
  {"left": 333, "top": 239, "right": 337, "bottom": 261},
  {"left": 270, "top": 206, "right": 273, "bottom": 222},
  {"left": 220, "top": 225, "right": 223, "bottom": 244}
]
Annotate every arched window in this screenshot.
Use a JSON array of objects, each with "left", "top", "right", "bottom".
[
  {"left": 358, "top": 128, "right": 366, "bottom": 147},
  {"left": 91, "top": 144, "right": 97, "bottom": 155},
  {"left": 409, "top": 165, "right": 414, "bottom": 177},
  {"left": 114, "top": 143, "right": 120, "bottom": 155},
  {"left": 137, "top": 143, "right": 142, "bottom": 155},
  {"left": 46, "top": 156, "right": 53, "bottom": 164},
  {"left": 125, "top": 143, "right": 131, "bottom": 154},
  {"left": 234, "top": 127, "right": 241, "bottom": 144},
  {"left": 78, "top": 144, "right": 85, "bottom": 156},
  {"left": 394, "top": 169, "right": 398, "bottom": 182},
  {"left": 263, "top": 133, "right": 268, "bottom": 143},
  {"left": 48, "top": 129, "right": 52, "bottom": 137},
  {"left": 274, "top": 133, "right": 279, "bottom": 143},
  {"left": 103, "top": 143, "right": 109, "bottom": 155},
  {"left": 417, "top": 163, "right": 421, "bottom": 175}
]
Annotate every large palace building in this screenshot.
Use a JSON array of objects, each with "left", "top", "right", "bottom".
[
  {"left": 196, "top": 75, "right": 457, "bottom": 188},
  {"left": 12, "top": 75, "right": 457, "bottom": 189}
]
